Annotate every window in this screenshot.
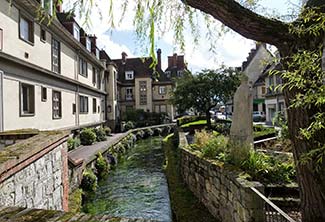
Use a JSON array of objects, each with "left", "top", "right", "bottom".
[
  {"left": 79, "top": 95, "right": 88, "bottom": 113},
  {"left": 177, "top": 70, "right": 183, "bottom": 77},
  {"left": 97, "top": 71, "right": 101, "bottom": 89},
  {"left": 73, "top": 23, "right": 80, "bottom": 41},
  {"left": 93, "top": 98, "right": 97, "bottom": 113},
  {"left": 261, "top": 86, "right": 266, "bottom": 95},
  {"left": 92, "top": 67, "right": 97, "bottom": 85},
  {"left": 0, "top": 29, "right": 3, "bottom": 51},
  {"left": 19, "top": 15, "right": 34, "bottom": 44},
  {"left": 160, "top": 105, "right": 167, "bottom": 113},
  {"left": 52, "top": 38, "right": 60, "bottom": 73},
  {"left": 41, "top": 0, "right": 53, "bottom": 15},
  {"left": 159, "top": 86, "right": 166, "bottom": 95},
  {"left": 79, "top": 58, "right": 88, "bottom": 77},
  {"left": 139, "top": 81, "right": 147, "bottom": 105},
  {"left": 52, "top": 91, "right": 62, "bottom": 119},
  {"left": 72, "top": 103, "right": 76, "bottom": 114},
  {"left": 125, "top": 87, "right": 133, "bottom": 100},
  {"left": 40, "top": 28, "right": 46, "bottom": 42},
  {"left": 20, "top": 83, "right": 35, "bottom": 116},
  {"left": 86, "top": 38, "right": 91, "bottom": 52},
  {"left": 125, "top": 71, "right": 134, "bottom": 80},
  {"left": 41, "top": 86, "right": 47, "bottom": 101}
]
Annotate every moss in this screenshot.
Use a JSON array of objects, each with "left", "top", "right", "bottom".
[
  {"left": 163, "top": 135, "right": 217, "bottom": 222},
  {"left": 0, "top": 128, "right": 39, "bottom": 136},
  {"left": 69, "top": 189, "right": 83, "bottom": 213}
]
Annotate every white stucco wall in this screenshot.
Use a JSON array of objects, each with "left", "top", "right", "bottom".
[{"left": 3, "top": 76, "right": 78, "bottom": 130}]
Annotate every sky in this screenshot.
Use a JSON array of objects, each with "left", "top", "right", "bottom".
[{"left": 63, "top": 0, "right": 302, "bottom": 72}]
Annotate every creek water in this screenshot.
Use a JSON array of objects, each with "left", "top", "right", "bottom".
[{"left": 83, "top": 137, "right": 172, "bottom": 222}]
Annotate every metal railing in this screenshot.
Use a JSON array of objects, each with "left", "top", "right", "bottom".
[{"left": 250, "top": 187, "right": 297, "bottom": 222}]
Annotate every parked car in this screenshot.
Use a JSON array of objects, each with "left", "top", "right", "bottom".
[{"left": 253, "top": 111, "right": 266, "bottom": 122}]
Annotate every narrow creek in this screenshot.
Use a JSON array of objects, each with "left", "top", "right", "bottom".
[{"left": 83, "top": 137, "right": 172, "bottom": 222}]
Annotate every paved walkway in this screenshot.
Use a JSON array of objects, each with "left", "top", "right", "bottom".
[{"left": 68, "top": 133, "right": 128, "bottom": 165}]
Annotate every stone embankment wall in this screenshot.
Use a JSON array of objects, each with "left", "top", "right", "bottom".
[
  {"left": 0, "top": 131, "right": 69, "bottom": 211},
  {"left": 179, "top": 132, "right": 265, "bottom": 222}
]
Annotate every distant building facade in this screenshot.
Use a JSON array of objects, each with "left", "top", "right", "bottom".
[{"left": 112, "top": 50, "right": 174, "bottom": 121}]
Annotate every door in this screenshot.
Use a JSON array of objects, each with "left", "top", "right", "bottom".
[{"left": 0, "top": 70, "right": 3, "bottom": 132}]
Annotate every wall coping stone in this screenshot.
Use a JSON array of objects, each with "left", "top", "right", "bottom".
[{"left": 0, "top": 131, "right": 69, "bottom": 183}]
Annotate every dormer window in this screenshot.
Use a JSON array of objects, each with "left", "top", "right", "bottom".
[
  {"left": 177, "top": 70, "right": 183, "bottom": 77},
  {"left": 86, "top": 37, "right": 91, "bottom": 52},
  {"left": 125, "top": 71, "right": 134, "bottom": 80},
  {"left": 73, "top": 23, "right": 80, "bottom": 41},
  {"left": 41, "top": 0, "right": 53, "bottom": 15}
]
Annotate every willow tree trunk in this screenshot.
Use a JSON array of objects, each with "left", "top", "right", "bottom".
[{"left": 183, "top": 0, "right": 325, "bottom": 221}]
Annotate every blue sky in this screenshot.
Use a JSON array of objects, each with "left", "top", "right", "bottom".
[{"left": 64, "top": 0, "right": 302, "bottom": 72}]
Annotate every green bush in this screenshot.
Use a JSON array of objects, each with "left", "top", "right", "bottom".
[
  {"left": 104, "top": 127, "right": 112, "bottom": 136},
  {"left": 144, "top": 128, "right": 154, "bottom": 137},
  {"left": 253, "top": 126, "right": 276, "bottom": 140},
  {"left": 95, "top": 152, "right": 109, "bottom": 178},
  {"left": 202, "top": 135, "right": 228, "bottom": 159},
  {"left": 67, "top": 137, "right": 81, "bottom": 151},
  {"left": 177, "top": 116, "right": 206, "bottom": 126},
  {"left": 80, "top": 128, "right": 97, "bottom": 145},
  {"left": 124, "top": 121, "right": 135, "bottom": 131},
  {"left": 154, "top": 127, "right": 163, "bottom": 136},
  {"left": 81, "top": 168, "right": 97, "bottom": 192},
  {"left": 136, "top": 130, "right": 145, "bottom": 139},
  {"left": 94, "top": 127, "right": 107, "bottom": 142}
]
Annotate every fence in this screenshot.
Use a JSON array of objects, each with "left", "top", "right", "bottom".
[{"left": 250, "top": 187, "right": 297, "bottom": 222}]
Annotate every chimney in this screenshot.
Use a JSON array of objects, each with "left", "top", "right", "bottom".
[
  {"left": 122, "top": 52, "right": 128, "bottom": 64},
  {"left": 173, "top": 53, "right": 177, "bottom": 67},
  {"left": 157, "top": 49, "right": 162, "bottom": 69}
]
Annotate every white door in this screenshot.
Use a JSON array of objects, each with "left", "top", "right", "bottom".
[{"left": 0, "top": 71, "right": 3, "bottom": 132}]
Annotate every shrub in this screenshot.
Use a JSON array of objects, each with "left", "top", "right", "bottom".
[
  {"left": 95, "top": 152, "right": 109, "bottom": 178},
  {"left": 154, "top": 127, "right": 163, "bottom": 136},
  {"left": 94, "top": 127, "right": 107, "bottom": 142},
  {"left": 124, "top": 121, "right": 135, "bottom": 131},
  {"left": 202, "top": 135, "right": 228, "bottom": 159},
  {"left": 67, "top": 137, "right": 81, "bottom": 151},
  {"left": 104, "top": 127, "right": 112, "bottom": 136},
  {"left": 80, "top": 128, "right": 97, "bottom": 145},
  {"left": 144, "top": 128, "right": 154, "bottom": 137},
  {"left": 194, "top": 130, "right": 215, "bottom": 148},
  {"left": 81, "top": 168, "right": 97, "bottom": 192},
  {"left": 136, "top": 130, "right": 145, "bottom": 139}
]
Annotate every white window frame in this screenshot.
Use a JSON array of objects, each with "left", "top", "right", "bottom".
[
  {"left": 19, "top": 15, "right": 34, "bottom": 44},
  {"left": 73, "top": 23, "right": 80, "bottom": 41},
  {"left": 125, "top": 71, "right": 134, "bottom": 80},
  {"left": 86, "top": 37, "right": 91, "bottom": 52},
  {"left": 52, "top": 90, "right": 62, "bottom": 119},
  {"left": 159, "top": 86, "right": 166, "bottom": 95},
  {"left": 95, "top": 48, "right": 100, "bottom": 59},
  {"left": 125, "top": 87, "right": 133, "bottom": 100},
  {"left": 20, "top": 83, "right": 35, "bottom": 116}
]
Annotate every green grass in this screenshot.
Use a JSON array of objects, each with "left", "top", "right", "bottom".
[
  {"left": 163, "top": 135, "right": 217, "bottom": 222},
  {"left": 181, "top": 120, "right": 207, "bottom": 128}
]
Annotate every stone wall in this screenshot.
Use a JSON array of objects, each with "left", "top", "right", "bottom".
[
  {"left": 179, "top": 132, "right": 265, "bottom": 222},
  {"left": 0, "top": 131, "right": 69, "bottom": 211}
]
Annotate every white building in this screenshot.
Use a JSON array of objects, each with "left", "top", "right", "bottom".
[{"left": 0, "top": 0, "right": 118, "bottom": 132}]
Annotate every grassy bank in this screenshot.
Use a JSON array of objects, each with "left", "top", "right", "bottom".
[{"left": 163, "top": 134, "right": 218, "bottom": 222}]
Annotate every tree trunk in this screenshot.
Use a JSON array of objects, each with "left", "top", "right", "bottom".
[
  {"left": 206, "top": 110, "right": 211, "bottom": 129},
  {"left": 281, "top": 45, "right": 325, "bottom": 222},
  {"left": 284, "top": 89, "right": 325, "bottom": 222}
]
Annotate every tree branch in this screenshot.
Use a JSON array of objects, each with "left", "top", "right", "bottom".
[{"left": 183, "top": 0, "right": 295, "bottom": 47}]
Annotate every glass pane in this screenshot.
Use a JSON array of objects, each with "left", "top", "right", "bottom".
[{"left": 20, "top": 17, "right": 29, "bottom": 41}]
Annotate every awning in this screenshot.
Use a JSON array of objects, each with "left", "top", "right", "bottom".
[{"left": 253, "top": 99, "right": 265, "bottom": 104}]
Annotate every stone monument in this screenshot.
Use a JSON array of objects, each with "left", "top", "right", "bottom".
[{"left": 230, "top": 75, "right": 254, "bottom": 145}]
